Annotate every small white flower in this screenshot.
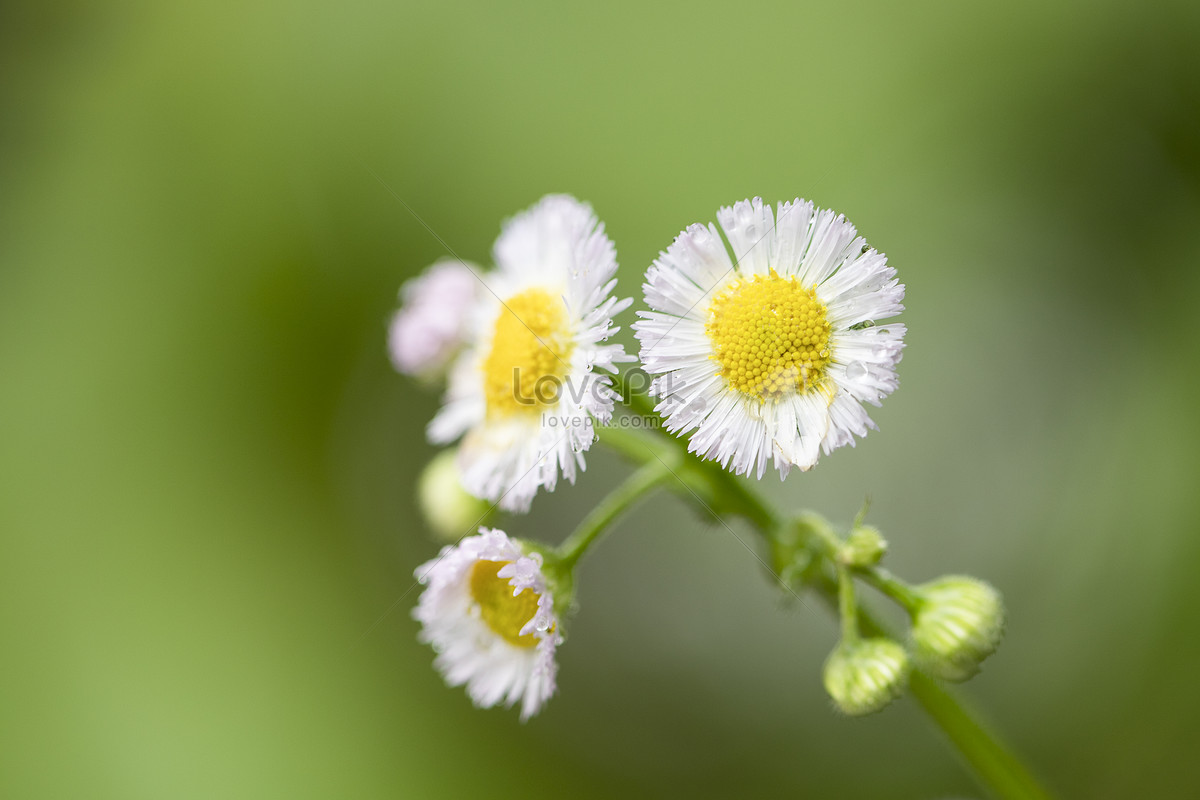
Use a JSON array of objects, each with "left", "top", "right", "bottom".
[
  {"left": 413, "top": 528, "right": 561, "bottom": 720},
  {"left": 389, "top": 259, "right": 482, "bottom": 378},
  {"left": 429, "top": 195, "right": 632, "bottom": 512},
  {"left": 633, "top": 197, "right": 905, "bottom": 479}
]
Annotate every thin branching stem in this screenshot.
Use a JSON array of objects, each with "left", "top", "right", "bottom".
[{"left": 594, "top": 383, "right": 1053, "bottom": 799}]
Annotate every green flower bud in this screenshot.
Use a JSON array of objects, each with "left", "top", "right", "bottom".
[
  {"left": 840, "top": 525, "right": 887, "bottom": 567},
  {"left": 823, "top": 637, "right": 910, "bottom": 716},
  {"left": 417, "top": 450, "right": 491, "bottom": 541},
  {"left": 910, "top": 576, "right": 1005, "bottom": 682}
]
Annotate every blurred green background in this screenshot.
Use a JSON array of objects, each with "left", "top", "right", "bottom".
[{"left": 3, "top": 0, "right": 1199, "bottom": 797}]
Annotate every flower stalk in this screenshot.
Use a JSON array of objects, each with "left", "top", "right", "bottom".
[
  {"left": 856, "top": 566, "right": 923, "bottom": 614},
  {"left": 555, "top": 458, "right": 673, "bottom": 571},
  {"left": 837, "top": 564, "right": 859, "bottom": 643},
  {"left": 595, "top": 386, "right": 1052, "bottom": 800}
]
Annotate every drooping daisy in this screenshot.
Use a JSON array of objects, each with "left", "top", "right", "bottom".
[
  {"left": 634, "top": 197, "right": 905, "bottom": 479},
  {"left": 429, "top": 195, "right": 632, "bottom": 512},
  {"left": 389, "top": 258, "right": 482, "bottom": 379},
  {"left": 413, "top": 527, "right": 562, "bottom": 720}
]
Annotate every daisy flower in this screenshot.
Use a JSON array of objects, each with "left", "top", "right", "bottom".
[
  {"left": 429, "top": 195, "right": 632, "bottom": 512},
  {"left": 389, "top": 258, "right": 482, "bottom": 379},
  {"left": 413, "top": 527, "right": 562, "bottom": 720},
  {"left": 633, "top": 197, "right": 905, "bottom": 479}
]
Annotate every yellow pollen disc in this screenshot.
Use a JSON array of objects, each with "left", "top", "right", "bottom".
[
  {"left": 482, "top": 288, "right": 575, "bottom": 418},
  {"left": 469, "top": 560, "right": 542, "bottom": 648},
  {"left": 706, "top": 270, "right": 832, "bottom": 400}
]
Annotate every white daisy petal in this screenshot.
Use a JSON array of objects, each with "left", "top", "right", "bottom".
[
  {"left": 634, "top": 197, "right": 905, "bottom": 478},
  {"left": 829, "top": 324, "right": 907, "bottom": 406},
  {"left": 797, "top": 208, "right": 862, "bottom": 288},
  {"left": 428, "top": 195, "right": 633, "bottom": 512},
  {"left": 413, "top": 528, "right": 561, "bottom": 721},
  {"left": 817, "top": 247, "right": 904, "bottom": 328},
  {"left": 716, "top": 197, "right": 776, "bottom": 277},
  {"left": 770, "top": 198, "right": 816, "bottom": 277},
  {"left": 642, "top": 222, "right": 734, "bottom": 319}
]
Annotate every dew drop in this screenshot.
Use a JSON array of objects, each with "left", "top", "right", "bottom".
[{"left": 846, "top": 361, "right": 868, "bottom": 380}]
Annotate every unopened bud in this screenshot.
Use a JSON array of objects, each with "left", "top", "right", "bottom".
[
  {"left": 418, "top": 450, "right": 491, "bottom": 541},
  {"left": 840, "top": 525, "right": 887, "bottom": 567},
  {"left": 910, "top": 576, "right": 1005, "bottom": 682},
  {"left": 823, "top": 637, "right": 910, "bottom": 716}
]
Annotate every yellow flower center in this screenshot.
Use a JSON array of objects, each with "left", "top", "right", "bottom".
[
  {"left": 482, "top": 288, "right": 575, "bottom": 417},
  {"left": 469, "top": 560, "right": 542, "bottom": 648},
  {"left": 706, "top": 270, "right": 832, "bottom": 400}
]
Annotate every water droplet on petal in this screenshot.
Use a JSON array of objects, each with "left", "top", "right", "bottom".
[{"left": 846, "top": 361, "right": 868, "bottom": 380}]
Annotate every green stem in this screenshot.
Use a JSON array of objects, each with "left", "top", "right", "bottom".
[
  {"left": 596, "top": 423, "right": 660, "bottom": 464},
  {"left": 800, "top": 510, "right": 843, "bottom": 557},
  {"left": 555, "top": 459, "right": 671, "bottom": 571},
  {"left": 856, "top": 566, "right": 923, "bottom": 614},
  {"left": 907, "top": 671, "right": 1052, "bottom": 800},
  {"left": 598, "top": 388, "right": 1053, "bottom": 799},
  {"left": 836, "top": 564, "right": 859, "bottom": 643}
]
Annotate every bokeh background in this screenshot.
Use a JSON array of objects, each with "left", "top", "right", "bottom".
[{"left": 4, "top": 0, "right": 1199, "bottom": 797}]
